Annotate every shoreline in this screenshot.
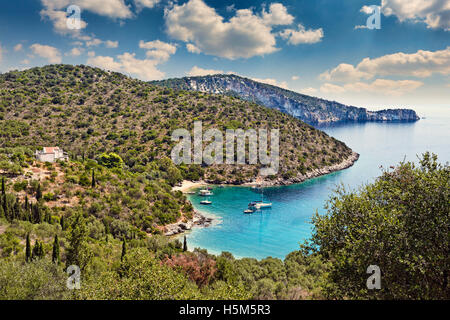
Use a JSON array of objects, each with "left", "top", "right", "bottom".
[{"left": 167, "top": 152, "right": 359, "bottom": 236}]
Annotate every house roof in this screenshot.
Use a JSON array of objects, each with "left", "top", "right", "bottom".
[{"left": 43, "top": 147, "right": 60, "bottom": 154}]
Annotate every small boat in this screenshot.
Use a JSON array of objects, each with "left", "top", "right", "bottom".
[
  {"left": 199, "top": 189, "right": 213, "bottom": 196},
  {"left": 200, "top": 200, "right": 212, "bottom": 205},
  {"left": 243, "top": 209, "right": 254, "bottom": 214}
]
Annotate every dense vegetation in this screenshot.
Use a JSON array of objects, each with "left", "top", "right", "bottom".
[
  {"left": 0, "top": 65, "right": 354, "bottom": 185},
  {"left": 0, "top": 153, "right": 447, "bottom": 300},
  {"left": 309, "top": 152, "right": 449, "bottom": 299}
]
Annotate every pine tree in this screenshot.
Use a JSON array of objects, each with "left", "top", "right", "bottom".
[
  {"left": 121, "top": 238, "right": 127, "bottom": 261},
  {"left": 36, "top": 183, "right": 42, "bottom": 201},
  {"left": 25, "top": 233, "right": 31, "bottom": 263},
  {"left": 91, "top": 169, "right": 96, "bottom": 188},
  {"left": 1, "top": 177, "right": 5, "bottom": 196},
  {"left": 183, "top": 235, "right": 188, "bottom": 252},
  {"left": 52, "top": 234, "right": 60, "bottom": 263}
]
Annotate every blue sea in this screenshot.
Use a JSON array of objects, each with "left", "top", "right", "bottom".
[{"left": 184, "top": 116, "right": 450, "bottom": 260}]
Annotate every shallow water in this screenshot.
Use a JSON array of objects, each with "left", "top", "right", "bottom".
[{"left": 185, "top": 116, "right": 450, "bottom": 260}]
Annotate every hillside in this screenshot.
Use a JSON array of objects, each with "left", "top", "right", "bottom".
[
  {"left": 152, "top": 74, "right": 420, "bottom": 124},
  {"left": 0, "top": 64, "right": 357, "bottom": 186}
]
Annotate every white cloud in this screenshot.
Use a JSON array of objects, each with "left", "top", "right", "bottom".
[
  {"left": 41, "top": 0, "right": 132, "bottom": 19},
  {"left": 105, "top": 40, "right": 119, "bottom": 48},
  {"left": 320, "top": 63, "right": 372, "bottom": 83},
  {"left": 361, "top": 5, "right": 377, "bottom": 15},
  {"left": 321, "top": 47, "right": 450, "bottom": 82},
  {"left": 280, "top": 24, "right": 324, "bottom": 44},
  {"left": 164, "top": 0, "right": 301, "bottom": 59},
  {"left": 291, "top": 75, "right": 299, "bottom": 80},
  {"left": 381, "top": 0, "right": 450, "bottom": 31},
  {"left": 299, "top": 87, "right": 318, "bottom": 95},
  {"left": 252, "top": 77, "right": 289, "bottom": 89},
  {"left": 87, "top": 51, "right": 95, "bottom": 57},
  {"left": 320, "top": 79, "right": 424, "bottom": 96},
  {"left": 14, "top": 44, "right": 23, "bottom": 52},
  {"left": 40, "top": 7, "right": 87, "bottom": 35},
  {"left": 187, "top": 66, "right": 224, "bottom": 76},
  {"left": 87, "top": 52, "right": 165, "bottom": 80},
  {"left": 134, "top": 0, "right": 160, "bottom": 11},
  {"left": 21, "top": 59, "right": 30, "bottom": 65},
  {"left": 262, "top": 3, "right": 294, "bottom": 25},
  {"left": 66, "top": 47, "right": 84, "bottom": 56},
  {"left": 139, "top": 40, "right": 177, "bottom": 62},
  {"left": 186, "top": 43, "right": 201, "bottom": 54},
  {"left": 30, "top": 43, "right": 62, "bottom": 63},
  {"left": 86, "top": 38, "right": 103, "bottom": 47}
]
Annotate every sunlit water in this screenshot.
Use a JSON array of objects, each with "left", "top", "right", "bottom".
[{"left": 184, "top": 116, "right": 450, "bottom": 260}]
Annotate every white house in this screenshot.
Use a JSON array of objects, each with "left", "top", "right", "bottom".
[{"left": 35, "top": 147, "right": 69, "bottom": 163}]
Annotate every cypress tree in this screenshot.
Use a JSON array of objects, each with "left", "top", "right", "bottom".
[
  {"left": 24, "top": 195, "right": 29, "bottom": 211},
  {"left": 91, "top": 169, "right": 96, "bottom": 188},
  {"left": 121, "top": 238, "right": 127, "bottom": 261},
  {"left": 52, "top": 234, "right": 60, "bottom": 263},
  {"left": 60, "top": 216, "right": 65, "bottom": 231},
  {"left": 25, "top": 233, "right": 31, "bottom": 263},
  {"left": 32, "top": 204, "right": 42, "bottom": 223},
  {"left": 13, "top": 200, "right": 20, "bottom": 221},
  {"left": 2, "top": 195, "right": 8, "bottom": 221},
  {"left": 36, "top": 183, "right": 42, "bottom": 201},
  {"left": 183, "top": 235, "right": 187, "bottom": 252},
  {"left": 1, "top": 177, "right": 5, "bottom": 196}
]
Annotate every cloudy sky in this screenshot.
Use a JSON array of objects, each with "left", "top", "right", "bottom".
[{"left": 0, "top": 0, "right": 449, "bottom": 115}]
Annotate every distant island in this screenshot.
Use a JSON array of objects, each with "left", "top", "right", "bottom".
[{"left": 152, "top": 74, "right": 420, "bottom": 124}]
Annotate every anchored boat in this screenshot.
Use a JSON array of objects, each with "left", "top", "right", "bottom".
[
  {"left": 199, "top": 189, "right": 213, "bottom": 196},
  {"left": 200, "top": 200, "right": 212, "bottom": 205}
]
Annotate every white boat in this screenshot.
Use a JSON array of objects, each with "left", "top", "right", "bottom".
[
  {"left": 248, "top": 189, "right": 272, "bottom": 211},
  {"left": 199, "top": 189, "right": 213, "bottom": 196},
  {"left": 200, "top": 200, "right": 212, "bottom": 205},
  {"left": 248, "top": 201, "right": 272, "bottom": 210},
  {"left": 243, "top": 209, "right": 254, "bottom": 214}
]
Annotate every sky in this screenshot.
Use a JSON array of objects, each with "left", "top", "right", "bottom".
[{"left": 0, "top": 0, "right": 449, "bottom": 116}]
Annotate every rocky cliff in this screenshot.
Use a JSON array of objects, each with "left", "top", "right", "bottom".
[{"left": 153, "top": 74, "right": 420, "bottom": 124}]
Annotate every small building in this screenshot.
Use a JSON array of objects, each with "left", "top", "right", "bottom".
[{"left": 35, "top": 147, "right": 69, "bottom": 163}]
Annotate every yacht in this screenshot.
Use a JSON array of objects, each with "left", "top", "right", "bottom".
[
  {"left": 200, "top": 200, "right": 212, "bottom": 205},
  {"left": 199, "top": 189, "right": 213, "bottom": 196}
]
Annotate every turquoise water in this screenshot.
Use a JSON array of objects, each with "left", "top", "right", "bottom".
[{"left": 185, "top": 116, "right": 450, "bottom": 260}]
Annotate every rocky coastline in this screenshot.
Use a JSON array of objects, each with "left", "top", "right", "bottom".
[{"left": 164, "top": 211, "right": 213, "bottom": 236}]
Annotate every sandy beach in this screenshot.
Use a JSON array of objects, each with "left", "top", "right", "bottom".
[{"left": 172, "top": 180, "right": 208, "bottom": 193}]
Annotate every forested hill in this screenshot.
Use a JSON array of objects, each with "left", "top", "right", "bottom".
[
  {"left": 0, "top": 64, "right": 357, "bottom": 186},
  {"left": 152, "top": 74, "right": 420, "bottom": 124}
]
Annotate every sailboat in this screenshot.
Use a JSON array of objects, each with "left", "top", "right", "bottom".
[{"left": 247, "top": 186, "right": 272, "bottom": 211}]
